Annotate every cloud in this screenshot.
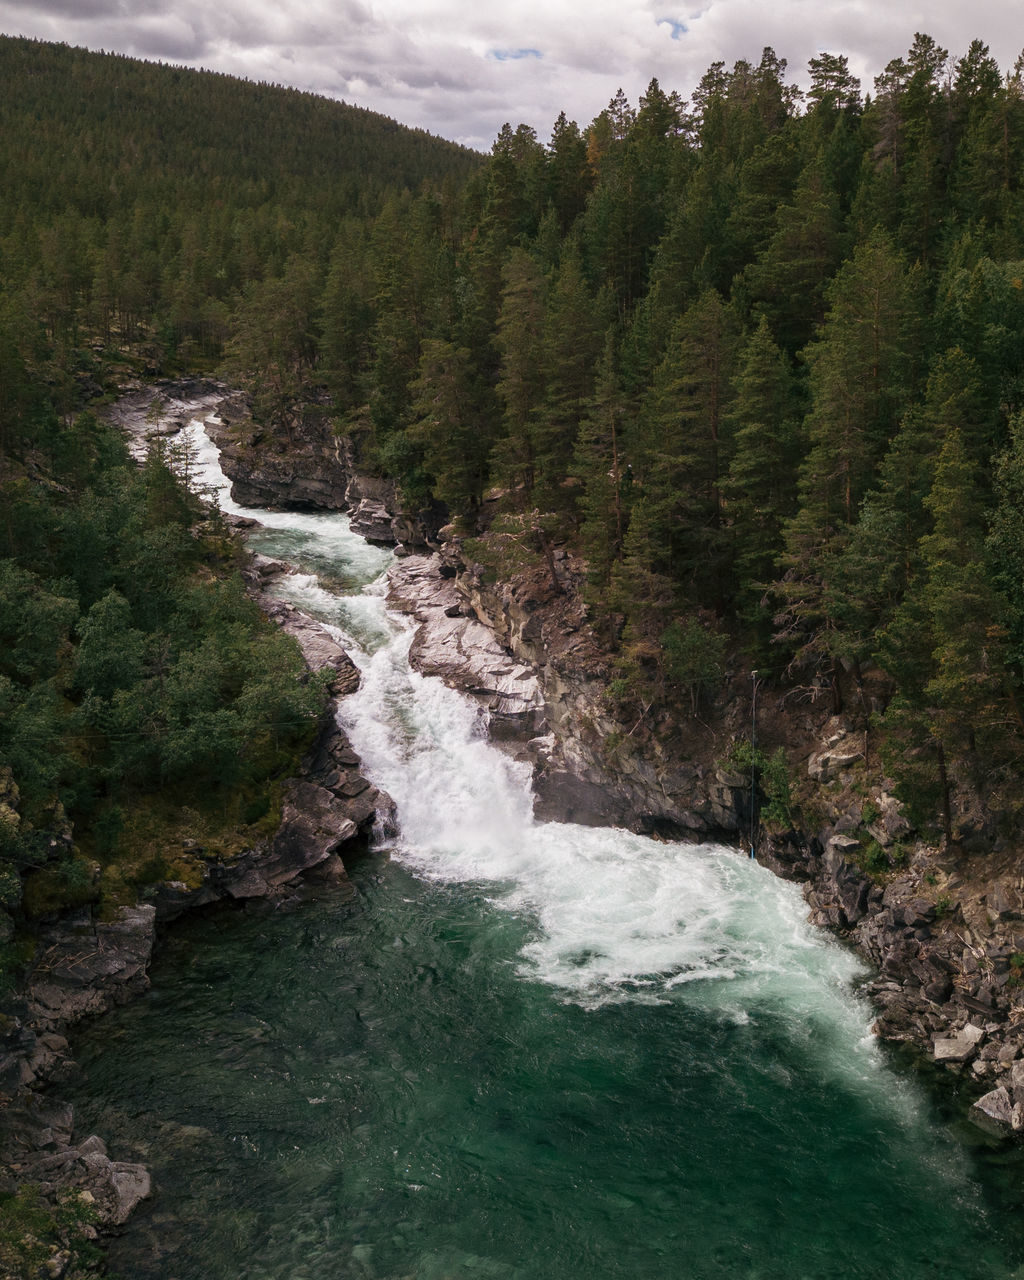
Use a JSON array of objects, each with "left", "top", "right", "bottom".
[
  {"left": 1, "top": 0, "right": 1022, "bottom": 150},
  {"left": 3, "top": 0, "right": 119, "bottom": 15}
]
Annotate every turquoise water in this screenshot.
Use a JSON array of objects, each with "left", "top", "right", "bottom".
[
  {"left": 65, "top": 422, "right": 1024, "bottom": 1279},
  {"left": 69, "top": 859, "right": 1024, "bottom": 1280}
]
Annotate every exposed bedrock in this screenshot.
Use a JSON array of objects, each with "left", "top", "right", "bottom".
[
  {"left": 389, "top": 551, "right": 751, "bottom": 841},
  {"left": 205, "top": 396, "right": 354, "bottom": 512},
  {"left": 386, "top": 545, "right": 1024, "bottom": 1139}
]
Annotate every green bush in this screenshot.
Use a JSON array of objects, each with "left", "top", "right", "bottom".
[
  {"left": 727, "top": 742, "right": 793, "bottom": 830},
  {"left": 661, "top": 618, "right": 726, "bottom": 716},
  {"left": 0, "top": 1184, "right": 102, "bottom": 1278}
]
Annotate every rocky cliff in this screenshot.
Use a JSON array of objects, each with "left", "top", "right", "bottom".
[
  {"left": 386, "top": 537, "right": 1024, "bottom": 1141},
  {"left": 0, "top": 387, "right": 400, "bottom": 1264}
]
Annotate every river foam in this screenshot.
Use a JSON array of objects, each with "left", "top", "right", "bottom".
[{"left": 68, "top": 407, "right": 1021, "bottom": 1280}]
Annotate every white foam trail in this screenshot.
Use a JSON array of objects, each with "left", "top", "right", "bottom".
[
  {"left": 183, "top": 413, "right": 930, "bottom": 1119},
  {"left": 179, "top": 420, "right": 393, "bottom": 586},
  {"left": 339, "top": 625, "right": 868, "bottom": 1016}
]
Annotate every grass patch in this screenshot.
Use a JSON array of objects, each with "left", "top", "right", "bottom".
[
  {"left": 0, "top": 1185, "right": 102, "bottom": 1278},
  {"left": 75, "top": 776, "right": 289, "bottom": 917}
]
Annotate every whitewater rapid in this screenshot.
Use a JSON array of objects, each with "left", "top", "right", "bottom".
[{"left": 181, "top": 417, "right": 918, "bottom": 1109}]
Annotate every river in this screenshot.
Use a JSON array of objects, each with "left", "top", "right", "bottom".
[{"left": 66, "top": 420, "right": 1024, "bottom": 1279}]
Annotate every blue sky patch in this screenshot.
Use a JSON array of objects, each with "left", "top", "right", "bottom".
[
  {"left": 489, "top": 48, "right": 543, "bottom": 61},
  {"left": 657, "top": 18, "right": 688, "bottom": 38}
]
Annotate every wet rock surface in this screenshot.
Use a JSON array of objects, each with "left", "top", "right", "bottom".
[
  {"left": 103, "top": 377, "right": 243, "bottom": 462},
  {"left": 247, "top": 566, "right": 362, "bottom": 697},
  {"left": 391, "top": 544, "right": 751, "bottom": 841},
  {"left": 3, "top": 383, "right": 396, "bottom": 1241},
  {"left": 388, "top": 538, "right": 1024, "bottom": 1142},
  {"left": 0, "top": 910, "right": 156, "bottom": 1225},
  {"left": 204, "top": 396, "right": 353, "bottom": 511},
  {"left": 781, "top": 804, "right": 1024, "bottom": 1138},
  {"left": 387, "top": 555, "right": 546, "bottom": 737}
]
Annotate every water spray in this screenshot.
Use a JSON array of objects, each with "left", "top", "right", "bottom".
[{"left": 749, "top": 670, "right": 759, "bottom": 859}]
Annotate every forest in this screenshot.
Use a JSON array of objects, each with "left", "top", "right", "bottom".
[{"left": 4, "top": 31, "right": 1024, "bottom": 943}]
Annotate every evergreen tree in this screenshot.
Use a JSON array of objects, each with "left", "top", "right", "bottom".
[
  {"left": 739, "top": 151, "right": 845, "bottom": 353},
  {"left": 547, "top": 111, "right": 592, "bottom": 233},
  {"left": 492, "top": 247, "right": 548, "bottom": 499},
  {"left": 407, "top": 340, "right": 490, "bottom": 520},
  {"left": 537, "top": 240, "right": 605, "bottom": 514},
  {"left": 878, "top": 430, "right": 1020, "bottom": 837},
  {"left": 778, "top": 228, "right": 919, "bottom": 668},
  {"left": 574, "top": 331, "right": 630, "bottom": 598},
  {"left": 634, "top": 288, "right": 741, "bottom": 607},
  {"left": 722, "top": 317, "right": 802, "bottom": 613}
]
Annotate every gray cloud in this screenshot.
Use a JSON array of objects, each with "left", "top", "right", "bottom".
[
  {"left": 3, "top": 0, "right": 121, "bottom": 16},
  {"left": 1, "top": 0, "right": 1021, "bottom": 150}
]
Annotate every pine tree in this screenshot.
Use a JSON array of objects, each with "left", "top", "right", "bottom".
[
  {"left": 407, "top": 340, "right": 490, "bottom": 520},
  {"left": 777, "top": 228, "right": 919, "bottom": 670},
  {"left": 574, "top": 330, "right": 630, "bottom": 599},
  {"left": 722, "top": 317, "right": 802, "bottom": 612},
  {"left": 547, "top": 111, "right": 592, "bottom": 233},
  {"left": 492, "top": 247, "right": 548, "bottom": 500},
  {"left": 878, "top": 430, "right": 1021, "bottom": 838},
  {"left": 536, "top": 240, "right": 605, "bottom": 514},
  {"left": 739, "top": 151, "right": 845, "bottom": 353},
  {"left": 634, "top": 288, "right": 741, "bottom": 607}
]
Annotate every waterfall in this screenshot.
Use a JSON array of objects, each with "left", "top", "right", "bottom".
[
  {"left": 184, "top": 418, "right": 879, "bottom": 1046},
  {"left": 68, "top": 412, "right": 1014, "bottom": 1280}
]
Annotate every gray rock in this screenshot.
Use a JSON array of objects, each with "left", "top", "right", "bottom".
[
  {"left": 256, "top": 600, "right": 360, "bottom": 695},
  {"left": 923, "top": 979, "right": 953, "bottom": 1004},
  {"left": 808, "top": 742, "right": 864, "bottom": 783},
  {"left": 970, "top": 1086, "right": 1014, "bottom": 1136},
  {"left": 933, "top": 1023, "right": 985, "bottom": 1062},
  {"left": 26, "top": 905, "right": 156, "bottom": 1027},
  {"left": 349, "top": 498, "right": 397, "bottom": 544},
  {"left": 902, "top": 898, "right": 937, "bottom": 927},
  {"left": 389, "top": 556, "right": 546, "bottom": 734},
  {"left": 258, "top": 781, "right": 361, "bottom": 887},
  {"left": 987, "top": 884, "right": 1021, "bottom": 923},
  {"left": 106, "top": 1162, "right": 152, "bottom": 1225}
]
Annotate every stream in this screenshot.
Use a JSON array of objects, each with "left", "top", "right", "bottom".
[{"left": 66, "top": 419, "right": 1024, "bottom": 1279}]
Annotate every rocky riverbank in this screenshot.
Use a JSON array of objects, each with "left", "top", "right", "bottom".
[
  {"left": 196, "top": 385, "right": 1024, "bottom": 1136},
  {"left": 0, "top": 384, "right": 398, "bottom": 1270},
  {"left": 385, "top": 541, "right": 1024, "bottom": 1140}
]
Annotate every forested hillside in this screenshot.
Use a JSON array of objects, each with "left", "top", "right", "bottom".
[
  {"left": 0, "top": 37, "right": 479, "bottom": 964},
  {"left": 4, "top": 32, "right": 1024, "bottom": 945},
  {"left": 355, "top": 36, "right": 1024, "bottom": 850}
]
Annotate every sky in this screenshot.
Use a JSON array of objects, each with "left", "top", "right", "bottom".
[{"left": 1, "top": 0, "right": 1021, "bottom": 152}]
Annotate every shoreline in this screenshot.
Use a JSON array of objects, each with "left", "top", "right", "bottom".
[{"left": 6, "top": 372, "right": 1023, "bottom": 1269}]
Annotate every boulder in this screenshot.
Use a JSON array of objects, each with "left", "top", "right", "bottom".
[
  {"left": 26, "top": 906, "right": 156, "bottom": 1028},
  {"left": 257, "top": 781, "right": 361, "bottom": 887},
  {"left": 864, "top": 792, "right": 911, "bottom": 847},
  {"left": 933, "top": 1023, "right": 985, "bottom": 1063},
  {"left": 349, "top": 498, "right": 397, "bottom": 545},
  {"left": 986, "top": 884, "right": 1022, "bottom": 924},
  {"left": 388, "top": 556, "right": 546, "bottom": 735},
  {"left": 970, "top": 1086, "right": 1015, "bottom": 1137},
  {"left": 808, "top": 740, "right": 864, "bottom": 783},
  {"left": 256, "top": 599, "right": 360, "bottom": 696}
]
